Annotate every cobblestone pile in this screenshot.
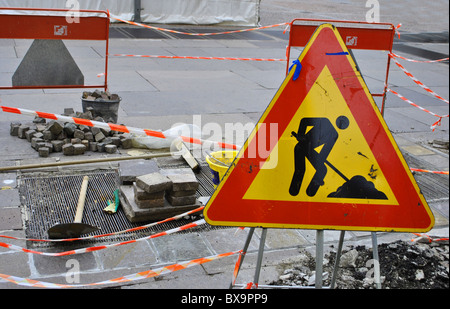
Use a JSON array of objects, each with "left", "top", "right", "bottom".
[{"left": 10, "top": 108, "right": 133, "bottom": 157}]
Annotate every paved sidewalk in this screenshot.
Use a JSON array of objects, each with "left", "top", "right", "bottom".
[{"left": 0, "top": 5, "right": 448, "bottom": 290}]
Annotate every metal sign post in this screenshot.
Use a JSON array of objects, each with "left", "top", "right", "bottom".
[{"left": 231, "top": 229, "right": 383, "bottom": 289}]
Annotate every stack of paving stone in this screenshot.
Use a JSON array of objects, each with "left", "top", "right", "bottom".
[
  {"left": 9, "top": 108, "right": 133, "bottom": 157},
  {"left": 161, "top": 168, "right": 199, "bottom": 206},
  {"left": 119, "top": 168, "right": 200, "bottom": 223}
]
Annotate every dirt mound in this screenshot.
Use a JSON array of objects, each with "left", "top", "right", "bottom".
[{"left": 271, "top": 240, "right": 449, "bottom": 289}]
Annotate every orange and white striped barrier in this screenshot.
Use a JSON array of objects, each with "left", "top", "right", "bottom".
[
  {"left": 0, "top": 106, "right": 239, "bottom": 150},
  {"left": 112, "top": 16, "right": 289, "bottom": 37},
  {"left": 0, "top": 219, "right": 206, "bottom": 257},
  {"left": 0, "top": 250, "right": 241, "bottom": 288},
  {"left": 411, "top": 233, "right": 449, "bottom": 243},
  {"left": 113, "top": 53, "right": 286, "bottom": 62},
  {"left": 390, "top": 56, "right": 449, "bottom": 104},
  {"left": 387, "top": 88, "right": 449, "bottom": 131},
  {"left": 0, "top": 206, "right": 204, "bottom": 243},
  {"left": 390, "top": 52, "right": 449, "bottom": 63},
  {"left": 410, "top": 168, "right": 449, "bottom": 175}
]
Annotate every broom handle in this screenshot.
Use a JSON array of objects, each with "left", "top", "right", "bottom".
[{"left": 74, "top": 176, "right": 89, "bottom": 223}]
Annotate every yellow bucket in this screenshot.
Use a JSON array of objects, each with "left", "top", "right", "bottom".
[{"left": 205, "top": 151, "right": 238, "bottom": 187}]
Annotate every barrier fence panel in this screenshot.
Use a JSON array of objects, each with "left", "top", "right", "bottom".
[
  {"left": 286, "top": 19, "right": 396, "bottom": 115},
  {"left": 0, "top": 7, "right": 109, "bottom": 90}
]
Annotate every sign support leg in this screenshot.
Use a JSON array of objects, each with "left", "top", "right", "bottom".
[
  {"left": 371, "top": 232, "right": 382, "bottom": 289},
  {"left": 330, "top": 230, "right": 345, "bottom": 289},
  {"left": 229, "top": 227, "right": 255, "bottom": 289},
  {"left": 253, "top": 228, "right": 268, "bottom": 287},
  {"left": 315, "top": 230, "right": 324, "bottom": 288}
]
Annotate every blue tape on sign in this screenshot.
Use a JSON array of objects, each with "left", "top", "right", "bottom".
[
  {"left": 288, "top": 59, "right": 302, "bottom": 81},
  {"left": 326, "top": 52, "right": 349, "bottom": 55}
]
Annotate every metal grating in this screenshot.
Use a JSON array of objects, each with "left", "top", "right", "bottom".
[{"left": 19, "top": 165, "right": 220, "bottom": 249}]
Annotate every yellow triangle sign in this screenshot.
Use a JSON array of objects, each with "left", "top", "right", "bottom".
[
  {"left": 243, "top": 65, "right": 397, "bottom": 205},
  {"left": 204, "top": 24, "right": 434, "bottom": 232}
]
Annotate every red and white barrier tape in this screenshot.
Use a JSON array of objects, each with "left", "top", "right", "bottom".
[
  {"left": 0, "top": 206, "right": 204, "bottom": 243},
  {"left": 0, "top": 106, "right": 239, "bottom": 150},
  {"left": 390, "top": 52, "right": 449, "bottom": 63},
  {"left": 0, "top": 219, "right": 206, "bottom": 257},
  {"left": 411, "top": 233, "right": 449, "bottom": 243},
  {"left": 231, "top": 250, "right": 245, "bottom": 286},
  {"left": 112, "top": 16, "right": 289, "bottom": 37},
  {"left": 394, "top": 23, "right": 402, "bottom": 39},
  {"left": 387, "top": 88, "right": 449, "bottom": 131},
  {"left": 1, "top": 106, "right": 446, "bottom": 173},
  {"left": 410, "top": 168, "right": 449, "bottom": 175},
  {"left": 0, "top": 250, "right": 241, "bottom": 288},
  {"left": 113, "top": 53, "right": 285, "bottom": 62},
  {"left": 390, "top": 56, "right": 449, "bottom": 104}
]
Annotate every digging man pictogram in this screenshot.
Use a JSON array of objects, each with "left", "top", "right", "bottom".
[
  {"left": 289, "top": 116, "right": 350, "bottom": 197},
  {"left": 289, "top": 115, "right": 387, "bottom": 199}
]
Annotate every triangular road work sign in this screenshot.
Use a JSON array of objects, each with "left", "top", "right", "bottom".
[{"left": 204, "top": 24, "right": 434, "bottom": 232}]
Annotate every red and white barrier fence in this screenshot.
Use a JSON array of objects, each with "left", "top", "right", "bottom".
[
  {"left": 387, "top": 88, "right": 449, "bottom": 131},
  {"left": 0, "top": 206, "right": 204, "bottom": 243},
  {"left": 0, "top": 250, "right": 241, "bottom": 288},
  {"left": 0, "top": 106, "right": 238, "bottom": 150},
  {"left": 390, "top": 56, "right": 448, "bottom": 104},
  {"left": 111, "top": 16, "right": 289, "bottom": 37},
  {"left": 390, "top": 52, "right": 449, "bottom": 63},
  {"left": 112, "top": 53, "right": 286, "bottom": 62}
]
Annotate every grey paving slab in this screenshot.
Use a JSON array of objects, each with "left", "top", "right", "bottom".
[
  {"left": 0, "top": 207, "right": 22, "bottom": 229},
  {"left": 31, "top": 252, "right": 99, "bottom": 278},
  {"left": 0, "top": 46, "right": 17, "bottom": 58},
  {"left": 383, "top": 109, "right": 440, "bottom": 133},
  {"left": 232, "top": 69, "right": 286, "bottom": 89},
  {"left": 201, "top": 46, "right": 287, "bottom": 61},
  {"left": 388, "top": 106, "right": 449, "bottom": 131},
  {"left": 97, "top": 240, "right": 158, "bottom": 270},
  {"left": 100, "top": 45, "right": 175, "bottom": 57},
  {"left": 386, "top": 86, "right": 449, "bottom": 108},
  {"left": 0, "top": 188, "right": 20, "bottom": 208},
  {"left": 153, "top": 57, "right": 261, "bottom": 71},
  {"left": 108, "top": 71, "right": 159, "bottom": 92},
  {"left": 137, "top": 70, "right": 264, "bottom": 92},
  {"left": 0, "top": 252, "right": 31, "bottom": 281},
  {"left": 387, "top": 70, "right": 450, "bottom": 88},
  {"left": 150, "top": 233, "right": 215, "bottom": 264},
  {"left": 202, "top": 228, "right": 260, "bottom": 254}
]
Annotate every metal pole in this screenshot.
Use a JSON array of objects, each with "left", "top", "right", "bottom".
[
  {"left": 134, "top": 0, "right": 142, "bottom": 23},
  {"left": 229, "top": 227, "right": 255, "bottom": 289},
  {"left": 253, "top": 228, "right": 268, "bottom": 287},
  {"left": 330, "top": 230, "right": 345, "bottom": 289},
  {"left": 0, "top": 152, "right": 180, "bottom": 173},
  {"left": 371, "top": 232, "right": 382, "bottom": 289},
  {"left": 315, "top": 230, "right": 324, "bottom": 289}
]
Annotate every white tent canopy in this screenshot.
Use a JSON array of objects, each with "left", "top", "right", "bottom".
[{"left": 0, "top": 0, "right": 260, "bottom": 26}]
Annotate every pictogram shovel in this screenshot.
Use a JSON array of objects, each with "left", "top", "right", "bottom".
[{"left": 48, "top": 176, "right": 99, "bottom": 239}]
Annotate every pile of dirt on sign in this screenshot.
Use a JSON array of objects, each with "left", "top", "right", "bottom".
[{"left": 271, "top": 239, "right": 449, "bottom": 289}]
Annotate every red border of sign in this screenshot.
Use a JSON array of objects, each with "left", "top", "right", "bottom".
[
  {"left": 286, "top": 18, "right": 396, "bottom": 115},
  {"left": 204, "top": 24, "right": 434, "bottom": 232}
]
